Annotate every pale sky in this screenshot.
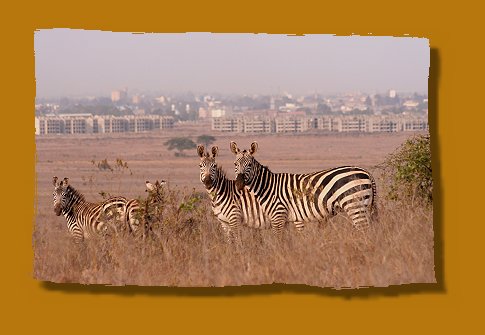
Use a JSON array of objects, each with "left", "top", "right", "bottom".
[{"left": 34, "top": 29, "right": 429, "bottom": 98}]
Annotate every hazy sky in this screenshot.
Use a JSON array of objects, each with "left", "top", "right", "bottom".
[{"left": 34, "top": 29, "right": 429, "bottom": 98}]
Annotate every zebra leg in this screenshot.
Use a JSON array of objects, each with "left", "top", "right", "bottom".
[
  {"left": 292, "top": 221, "right": 305, "bottom": 231},
  {"left": 220, "top": 222, "right": 233, "bottom": 242},
  {"left": 270, "top": 214, "right": 287, "bottom": 235},
  {"left": 346, "top": 208, "right": 371, "bottom": 230},
  {"left": 72, "top": 233, "right": 84, "bottom": 243},
  {"left": 219, "top": 219, "right": 240, "bottom": 244}
]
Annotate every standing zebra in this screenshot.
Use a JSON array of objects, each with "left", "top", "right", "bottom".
[
  {"left": 197, "top": 145, "right": 273, "bottom": 240},
  {"left": 52, "top": 177, "right": 140, "bottom": 242},
  {"left": 230, "top": 142, "right": 377, "bottom": 233}
]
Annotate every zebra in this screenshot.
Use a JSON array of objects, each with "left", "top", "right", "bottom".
[
  {"left": 145, "top": 180, "right": 166, "bottom": 205},
  {"left": 230, "top": 141, "right": 378, "bottom": 233},
  {"left": 125, "top": 197, "right": 142, "bottom": 236},
  {"left": 52, "top": 176, "right": 132, "bottom": 242},
  {"left": 197, "top": 144, "right": 273, "bottom": 240}
]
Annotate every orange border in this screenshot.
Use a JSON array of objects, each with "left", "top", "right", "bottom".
[{"left": 2, "top": 0, "right": 479, "bottom": 333}]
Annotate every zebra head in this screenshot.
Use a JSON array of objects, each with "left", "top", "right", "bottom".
[
  {"left": 145, "top": 179, "right": 166, "bottom": 203},
  {"left": 52, "top": 176, "right": 69, "bottom": 216},
  {"left": 197, "top": 144, "right": 219, "bottom": 189},
  {"left": 230, "top": 141, "right": 258, "bottom": 191}
]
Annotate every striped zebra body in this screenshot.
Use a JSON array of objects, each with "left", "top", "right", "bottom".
[
  {"left": 230, "top": 142, "right": 377, "bottom": 233},
  {"left": 125, "top": 198, "right": 142, "bottom": 234},
  {"left": 198, "top": 145, "right": 271, "bottom": 240},
  {"left": 208, "top": 166, "right": 271, "bottom": 230},
  {"left": 53, "top": 177, "right": 136, "bottom": 242}
]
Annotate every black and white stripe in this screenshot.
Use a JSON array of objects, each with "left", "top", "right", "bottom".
[
  {"left": 230, "top": 142, "right": 377, "bottom": 233},
  {"left": 125, "top": 198, "right": 142, "bottom": 235},
  {"left": 198, "top": 145, "right": 272, "bottom": 240},
  {"left": 52, "top": 176, "right": 133, "bottom": 242}
]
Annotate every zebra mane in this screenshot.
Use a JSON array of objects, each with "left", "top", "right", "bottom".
[
  {"left": 216, "top": 163, "right": 230, "bottom": 185},
  {"left": 215, "top": 164, "right": 229, "bottom": 181},
  {"left": 252, "top": 156, "right": 271, "bottom": 173},
  {"left": 65, "top": 185, "right": 86, "bottom": 203}
]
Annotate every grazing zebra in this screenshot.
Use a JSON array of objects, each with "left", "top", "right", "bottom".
[
  {"left": 52, "top": 176, "right": 130, "bottom": 242},
  {"left": 230, "top": 141, "right": 377, "bottom": 233},
  {"left": 197, "top": 145, "right": 273, "bottom": 239}
]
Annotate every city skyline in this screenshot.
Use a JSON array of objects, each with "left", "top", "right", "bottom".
[{"left": 35, "top": 30, "right": 429, "bottom": 98}]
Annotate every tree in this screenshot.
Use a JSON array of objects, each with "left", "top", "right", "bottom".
[
  {"left": 316, "top": 103, "right": 331, "bottom": 114},
  {"left": 197, "top": 135, "right": 216, "bottom": 148},
  {"left": 164, "top": 137, "right": 197, "bottom": 157},
  {"left": 380, "top": 134, "right": 432, "bottom": 204}
]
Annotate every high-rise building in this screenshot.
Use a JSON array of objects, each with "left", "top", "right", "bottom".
[{"left": 111, "top": 88, "right": 128, "bottom": 102}]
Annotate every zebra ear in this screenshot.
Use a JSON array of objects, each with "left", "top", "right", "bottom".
[
  {"left": 146, "top": 181, "right": 155, "bottom": 191},
  {"left": 211, "top": 146, "right": 219, "bottom": 158},
  {"left": 53, "top": 176, "right": 58, "bottom": 186},
  {"left": 250, "top": 142, "right": 258, "bottom": 155},
  {"left": 197, "top": 145, "right": 205, "bottom": 158},
  {"left": 62, "top": 177, "right": 69, "bottom": 187},
  {"left": 230, "top": 141, "right": 240, "bottom": 155}
]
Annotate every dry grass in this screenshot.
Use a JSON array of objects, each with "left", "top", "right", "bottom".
[{"left": 34, "top": 130, "right": 435, "bottom": 287}]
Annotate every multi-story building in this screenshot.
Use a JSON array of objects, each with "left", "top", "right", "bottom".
[
  {"left": 211, "top": 117, "right": 244, "bottom": 132},
  {"left": 212, "top": 114, "right": 428, "bottom": 134},
  {"left": 35, "top": 116, "right": 64, "bottom": 135},
  {"left": 111, "top": 89, "right": 128, "bottom": 102},
  {"left": 243, "top": 117, "right": 273, "bottom": 133},
  {"left": 274, "top": 116, "right": 309, "bottom": 133},
  {"left": 35, "top": 114, "right": 175, "bottom": 135}
]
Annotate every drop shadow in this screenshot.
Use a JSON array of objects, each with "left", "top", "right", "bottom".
[
  {"left": 428, "top": 47, "right": 444, "bottom": 291},
  {"left": 41, "top": 279, "right": 441, "bottom": 298},
  {"left": 39, "top": 48, "right": 444, "bottom": 300}
]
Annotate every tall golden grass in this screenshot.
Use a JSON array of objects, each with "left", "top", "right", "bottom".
[{"left": 33, "top": 178, "right": 435, "bottom": 288}]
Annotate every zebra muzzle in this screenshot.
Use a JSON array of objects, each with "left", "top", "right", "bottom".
[
  {"left": 54, "top": 205, "right": 62, "bottom": 216},
  {"left": 203, "top": 175, "right": 213, "bottom": 188},
  {"left": 235, "top": 173, "right": 246, "bottom": 191}
]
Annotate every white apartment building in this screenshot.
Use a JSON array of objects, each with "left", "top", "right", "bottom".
[
  {"left": 212, "top": 114, "right": 428, "bottom": 134},
  {"left": 35, "top": 114, "right": 175, "bottom": 135}
]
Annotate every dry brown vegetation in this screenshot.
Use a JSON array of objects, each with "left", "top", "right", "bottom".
[{"left": 34, "top": 128, "right": 435, "bottom": 287}]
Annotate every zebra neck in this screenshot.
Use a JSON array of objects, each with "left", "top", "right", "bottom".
[
  {"left": 207, "top": 166, "right": 231, "bottom": 200},
  {"left": 249, "top": 160, "right": 272, "bottom": 196},
  {"left": 62, "top": 186, "right": 87, "bottom": 217}
]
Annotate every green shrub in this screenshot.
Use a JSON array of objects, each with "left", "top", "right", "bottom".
[{"left": 380, "top": 134, "right": 432, "bottom": 204}]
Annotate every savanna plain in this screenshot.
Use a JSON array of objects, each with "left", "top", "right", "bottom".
[{"left": 34, "top": 126, "right": 435, "bottom": 288}]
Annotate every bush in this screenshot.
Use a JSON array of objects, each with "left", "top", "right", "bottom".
[{"left": 380, "top": 134, "right": 432, "bottom": 204}]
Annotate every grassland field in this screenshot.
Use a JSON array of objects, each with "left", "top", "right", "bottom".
[{"left": 34, "top": 126, "right": 435, "bottom": 287}]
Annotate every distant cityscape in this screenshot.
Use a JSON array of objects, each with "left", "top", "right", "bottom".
[{"left": 35, "top": 88, "right": 428, "bottom": 135}]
